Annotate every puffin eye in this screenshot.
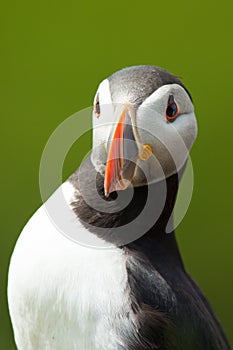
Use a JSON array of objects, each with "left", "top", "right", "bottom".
[
  {"left": 94, "top": 93, "right": 100, "bottom": 118},
  {"left": 166, "top": 94, "right": 178, "bottom": 122}
]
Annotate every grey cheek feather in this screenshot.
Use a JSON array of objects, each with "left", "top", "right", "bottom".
[{"left": 92, "top": 66, "right": 194, "bottom": 186}]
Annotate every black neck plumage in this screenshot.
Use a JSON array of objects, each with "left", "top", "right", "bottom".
[{"left": 68, "top": 157, "right": 184, "bottom": 267}]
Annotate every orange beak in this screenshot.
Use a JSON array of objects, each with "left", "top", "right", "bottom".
[{"left": 104, "top": 106, "right": 139, "bottom": 197}]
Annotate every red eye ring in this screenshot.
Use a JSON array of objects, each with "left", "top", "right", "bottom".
[
  {"left": 94, "top": 93, "right": 100, "bottom": 118},
  {"left": 166, "top": 94, "right": 179, "bottom": 122}
]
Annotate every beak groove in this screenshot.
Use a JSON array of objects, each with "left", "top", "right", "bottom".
[{"left": 104, "top": 104, "right": 139, "bottom": 197}]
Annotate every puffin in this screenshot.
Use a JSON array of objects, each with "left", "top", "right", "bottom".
[{"left": 8, "top": 65, "right": 231, "bottom": 350}]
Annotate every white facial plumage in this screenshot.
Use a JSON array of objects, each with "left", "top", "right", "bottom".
[{"left": 91, "top": 76, "right": 197, "bottom": 190}]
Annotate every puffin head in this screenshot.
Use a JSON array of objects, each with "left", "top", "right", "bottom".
[{"left": 91, "top": 66, "right": 197, "bottom": 197}]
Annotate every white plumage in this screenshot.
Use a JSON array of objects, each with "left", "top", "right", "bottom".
[
  {"left": 8, "top": 183, "right": 136, "bottom": 350},
  {"left": 8, "top": 66, "right": 207, "bottom": 350}
]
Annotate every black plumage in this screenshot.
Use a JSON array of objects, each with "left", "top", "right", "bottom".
[
  {"left": 69, "top": 158, "right": 231, "bottom": 350},
  {"left": 67, "top": 66, "right": 230, "bottom": 349},
  {"left": 8, "top": 65, "right": 231, "bottom": 350},
  {"left": 108, "top": 65, "right": 193, "bottom": 107}
]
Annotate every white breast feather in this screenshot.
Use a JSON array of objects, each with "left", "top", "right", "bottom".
[{"left": 8, "top": 183, "right": 134, "bottom": 350}]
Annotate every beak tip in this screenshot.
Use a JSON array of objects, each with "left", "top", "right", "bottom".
[
  {"left": 104, "top": 182, "right": 116, "bottom": 198},
  {"left": 104, "top": 174, "right": 110, "bottom": 197}
]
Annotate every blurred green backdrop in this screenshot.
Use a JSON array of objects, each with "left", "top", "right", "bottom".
[{"left": 1, "top": 0, "right": 232, "bottom": 348}]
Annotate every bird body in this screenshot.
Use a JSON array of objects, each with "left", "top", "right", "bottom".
[
  {"left": 8, "top": 185, "right": 130, "bottom": 350},
  {"left": 8, "top": 66, "right": 231, "bottom": 349}
]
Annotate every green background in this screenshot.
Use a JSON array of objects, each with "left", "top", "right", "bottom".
[{"left": 1, "top": 0, "right": 232, "bottom": 348}]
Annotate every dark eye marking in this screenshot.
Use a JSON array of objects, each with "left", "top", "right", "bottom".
[
  {"left": 94, "top": 93, "right": 100, "bottom": 118},
  {"left": 166, "top": 94, "right": 178, "bottom": 122}
]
